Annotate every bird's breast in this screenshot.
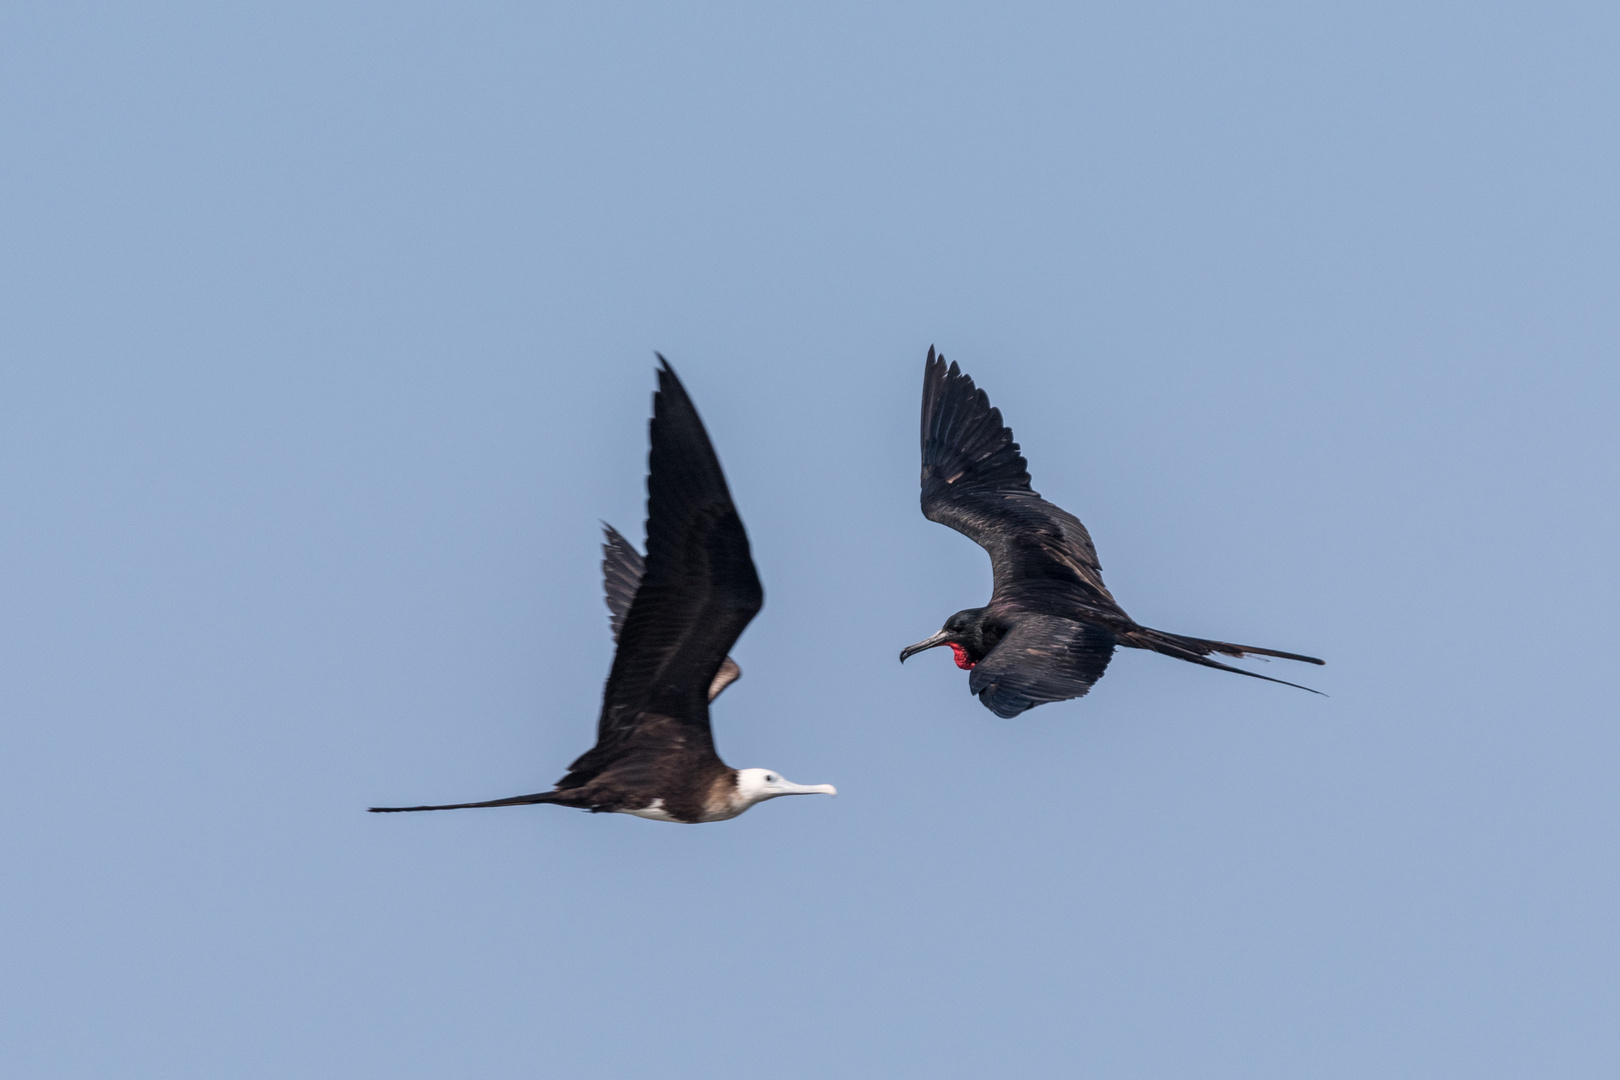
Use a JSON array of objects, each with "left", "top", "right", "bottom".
[{"left": 615, "top": 799, "right": 682, "bottom": 823}]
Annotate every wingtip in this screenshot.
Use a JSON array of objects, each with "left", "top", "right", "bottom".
[{"left": 653, "top": 354, "right": 691, "bottom": 402}]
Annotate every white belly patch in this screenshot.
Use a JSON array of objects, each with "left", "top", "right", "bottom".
[{"left": 616, "top": 799, "right": 681, "bottom": 822}]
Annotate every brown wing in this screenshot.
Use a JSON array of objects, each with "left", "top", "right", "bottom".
[
  {"left": 920, "top": 347, "right": 1123, "bottom": 620},
  {"left": 563, "top": 358, "right": 761, "bottom": 784}
]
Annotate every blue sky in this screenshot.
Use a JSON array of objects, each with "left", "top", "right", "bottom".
[{"left": 2, "top": 2, "right": 1617, "bottom": 1077}]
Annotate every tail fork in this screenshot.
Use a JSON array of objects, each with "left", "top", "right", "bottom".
[{"left": 1123, "top": 626, "right": 1326, "bottom": 695}]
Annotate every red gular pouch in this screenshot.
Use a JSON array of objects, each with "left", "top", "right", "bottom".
[{"left": 948, "top": 643, "right": 976, "bottom": 670}]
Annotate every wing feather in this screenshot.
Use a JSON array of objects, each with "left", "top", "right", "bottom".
[
  {"left": 600, "top": 524, "right": 645, "bottom": 642},
  {"left": 601, "top": 522, "right": 742, "bottom": 699},
  {"left": 919, "top": 348, "right": 1121, "bottom": 616},
  {"left": 968, "top": 616, "right": 1117, "bottom": 718},
  {"left": 570, "top": 359, "right": 761, "bottom": 778}
]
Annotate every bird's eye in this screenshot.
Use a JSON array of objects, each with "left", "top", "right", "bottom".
[{"left": 766, "top": 774, "right": 777, "bottom": 782}]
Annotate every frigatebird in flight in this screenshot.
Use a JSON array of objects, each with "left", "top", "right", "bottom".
[
  {"left": 900, "top": 348, "right": 1323, "bottom": 717},
  {"left": 371, "top": 358, "right": 835, "bottom": 822}
]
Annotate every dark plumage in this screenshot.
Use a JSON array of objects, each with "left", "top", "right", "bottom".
[
  {"left": 371, "top": 358, "right": 834, "bottom": 822},
  {"left": 601, "top": 524, "right": 741, "bottom": 702},
  {"left": 900, "top": 347, "right": 1324, "bottom": 717}
]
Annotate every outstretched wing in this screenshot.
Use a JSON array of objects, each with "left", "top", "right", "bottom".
[
  {"left": 600, "top": 524, "right": 645, "bottom": 642},
  {"left": 568, "top": 358, "right": 762, "bottom": 780},
  {"left": 601, "top": 522, "right": 742, "bottom": 700},
  {"left": 968, "top": 616, "right": 1117, "bottom": 718},
  {"left": 919, "top": 348, "right": 1122, "bottom": 618}
]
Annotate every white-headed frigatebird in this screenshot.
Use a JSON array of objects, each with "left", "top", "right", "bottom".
[
  {"left": 900, "top": 348, "right": 1324, "bottom": 717},
  {"left": 370, "top": 358, "right": 835, "bottom": 822}
]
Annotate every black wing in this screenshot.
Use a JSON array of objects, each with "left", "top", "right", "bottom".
[
  {"left": 566, "top": 358, "right": 762, "bottom": 780},
  {"left": 919, "top": 348, "right": 1123, "bottom": 619},
  {"left": 601, "top": 522, "right": 742, "bottom": 700},
  {"left": 600, "top": 524, "right": 646, "bottom": 642},
  {"left": 968, "top": 616, "right": 1117, "bottom": 718}
]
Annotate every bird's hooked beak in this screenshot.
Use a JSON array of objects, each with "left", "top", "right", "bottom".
[
  {"left": 899, "top": 630, "right": 954, "bottom": 663},
  {"left": 777, "top": 782, "right": 837, "bottom": 797}
]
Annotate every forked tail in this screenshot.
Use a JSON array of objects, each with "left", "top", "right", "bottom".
[
  {"left": 1121, "top": 626, "right": 1326, "bottom": 695},
  {"left": 368, "top": 790, "right": 570, "bottom": 813}
]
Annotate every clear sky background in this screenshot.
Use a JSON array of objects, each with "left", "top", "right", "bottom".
[{"left": 3, "top": 2, "right": 1617, "bottom": 1077}]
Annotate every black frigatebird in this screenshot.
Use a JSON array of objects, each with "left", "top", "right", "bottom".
[
  {"left": 900, "top": 348, "right": 1324, "bottom": 718},
  {"left": 370, "top": 358, "right": 835, "bottom": 822}
]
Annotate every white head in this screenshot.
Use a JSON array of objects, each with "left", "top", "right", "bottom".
[{"left": 734, "top": 768, "right": 837, "bottom": 809}]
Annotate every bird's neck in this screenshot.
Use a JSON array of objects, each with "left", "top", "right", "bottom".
[
  {"left": 701, "top": 770, "right": 750, "bottom": 821},
  {"left": 957, "top": 609, "right": 1005, "bottom": 664}
]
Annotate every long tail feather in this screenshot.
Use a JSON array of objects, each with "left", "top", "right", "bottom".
[
  {"left": 368, "top": 791, "right": 564, "bottom": 813},
  {"left": 1160, "top": 650, "right": 1325, "bottom": 695},
  {"left": 1124, "top": 626, "right": 1326, "bottom": 694}
]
